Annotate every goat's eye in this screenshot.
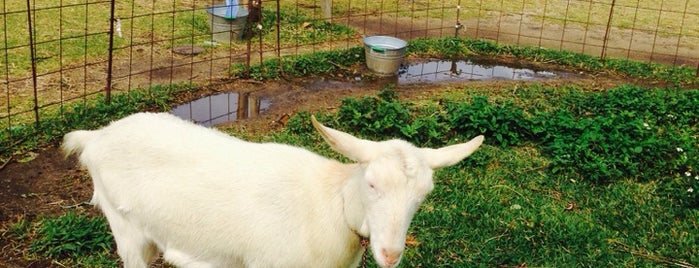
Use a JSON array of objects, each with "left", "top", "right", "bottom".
[{"left": 368, "top": 183, "right": 375, "bottom": 189}]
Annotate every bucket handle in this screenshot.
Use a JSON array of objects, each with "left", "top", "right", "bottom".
[{"left": 370, "top": 46, "right": 386, "bottom": 53}]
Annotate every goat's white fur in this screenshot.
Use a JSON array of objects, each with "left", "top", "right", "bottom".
[{"left": 62, "top": 112, "right": 484, "bottom": 268}]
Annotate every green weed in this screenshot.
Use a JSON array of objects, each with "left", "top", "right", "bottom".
[
  {"left": 6, "top": 216, "right": 32, "bottom": 240},
  {"left": 231, "top": 47, "right": 364, "bottom": 80},
  {"left": 30, "top": 211, "right": 113, "bottom": 260},
  {"left": 444, "top": 96, "right": 531, "bottom": 147}
]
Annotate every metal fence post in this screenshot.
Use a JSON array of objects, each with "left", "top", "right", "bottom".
[
  {"left": 25, "top": 0, "right": 39, "bottom": 128},
  {"left": 105, "top": 0, "right": 117, "bottom": 104},
  {"left": 455, "top": 0, "right": 463, "bottom": 37},
  {"left": 601, "top": 0, "right": 617, "bottom": 61}
]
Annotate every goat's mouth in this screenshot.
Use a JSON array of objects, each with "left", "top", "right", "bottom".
[{"left": 371, "top": 246, "right": 403, "bottom": 268}]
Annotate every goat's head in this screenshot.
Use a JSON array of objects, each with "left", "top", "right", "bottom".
[{"left": 311, "top": 116, "right": 484, "bottom": 268}]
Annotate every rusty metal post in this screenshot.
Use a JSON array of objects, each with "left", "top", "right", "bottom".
[
  {"left": 246, "top": 0, "right": 262, "bottom": 78},
  {"left": 454, "top": 0, "right": 462, "bottom": 37},
  {"left": 25, "top": 0, "right": 39, "bottom": 128},
  {"left": 105, "top": 0, "right": 117, "bottom": 104},
  {"left": 600, "top": 0, "right": 617, "bottom": 61},
  {"left": 276, "top": 0, "right": 282, "bottom": 77},
  {"left": 246, "top": 27, "right": 251, "bottom": 79},
  {"left": 258, "top": 8, "right": 263, "bottom": 78}
]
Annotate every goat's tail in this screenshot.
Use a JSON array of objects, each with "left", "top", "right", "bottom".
[{"left": 61, "top": 130, "right": 95, "bottom": 158}]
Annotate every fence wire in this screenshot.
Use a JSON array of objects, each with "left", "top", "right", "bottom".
[{"left": 1, "top": 0, "right": 698, "bottom": 154}]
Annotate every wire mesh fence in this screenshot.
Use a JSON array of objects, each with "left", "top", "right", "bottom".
[
  {"left": 1, "top": 0, "right": 698, "bottom": 154},
  {"left": 467, "top": 0, "right": 699, "bottom": 66}
]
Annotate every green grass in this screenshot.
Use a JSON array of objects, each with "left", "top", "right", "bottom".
[
  {"left": 30, "top": 211, "right": 113, "bottom": 260},
  {"left": 9, "top": 211, "right": 119, "bottom": 267}
]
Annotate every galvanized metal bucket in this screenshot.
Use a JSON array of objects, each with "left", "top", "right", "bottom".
[
  {"left": 206, "top": 5, "right": 249, "bottom": 42},
  {"left": 363, "top": 36, "right": 407, "bottom": 75}
]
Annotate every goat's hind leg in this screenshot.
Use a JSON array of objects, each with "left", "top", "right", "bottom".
[{"left": 98, "top": 201, "right": 158, "bottom": 268}]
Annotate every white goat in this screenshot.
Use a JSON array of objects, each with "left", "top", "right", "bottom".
[{"left": 62, "top": 112, "right": 484, "bottom": 268}]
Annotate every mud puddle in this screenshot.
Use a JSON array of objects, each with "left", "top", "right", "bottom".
[
  {"left": 397, "top": 59, "right": 571, "bottom": 83},
  {"left": 171, "top": 92, "right": 271, "bottom": 127}
]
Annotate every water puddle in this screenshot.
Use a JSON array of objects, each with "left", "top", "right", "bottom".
[
  {"left": 397, "top": 59, "right": 566, "bottom": 83},
  {"left": 171, "top": 92, "right": 270, "bottom": 127},
  {"left": 171, "top": 59, "right": 576, "bottom": 126}
]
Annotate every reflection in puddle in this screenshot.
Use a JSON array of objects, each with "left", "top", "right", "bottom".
[
  {"left": 398, "top": 60, "right": 561, "bottom": 83},
  {"left": 171, "top": 92, "right": 270, "bottom": 127},
  {"left": 171, "top": 60, "right": 575, "bottom": 126}
]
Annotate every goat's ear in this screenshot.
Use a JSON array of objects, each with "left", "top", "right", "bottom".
[
  {"left": 311, "top": 115, "right": 376, "bottom": 162},
  {"left": 421, "top": 135, "right": 484, "bottom": 169}
]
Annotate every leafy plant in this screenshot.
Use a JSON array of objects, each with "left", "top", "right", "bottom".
[
  {"left": 30, "top": 211, "right": 113, "bottom": 259},
  {"left": 408, "top": 37, "right": 472, "bottom": 58},
  {"left": 399, "top": 105, "right": 450, "bottom": 147},
  {"left": 335, "top": 87, "right": 412, "bottom": 140},
  {"left": 232, "top": 47, "right": 364, "bottom": 80},
  {"left": 445, "top": 96, "right": 531, "bottom": 147},
  {"left": 536, "top": 86, "right": 699, "bottom": 185}
]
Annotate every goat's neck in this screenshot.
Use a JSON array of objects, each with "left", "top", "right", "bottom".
[{"left": 341, "top": 163, "right": 369, "bottom": 238}]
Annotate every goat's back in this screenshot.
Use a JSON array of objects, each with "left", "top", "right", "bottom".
[{"left": 63, "top": 112, "right": 361, "bottom": 267}]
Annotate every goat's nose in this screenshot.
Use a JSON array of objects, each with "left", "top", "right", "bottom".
[{"left": 381, "top": 248, "right": 401, "bottom": 267}]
